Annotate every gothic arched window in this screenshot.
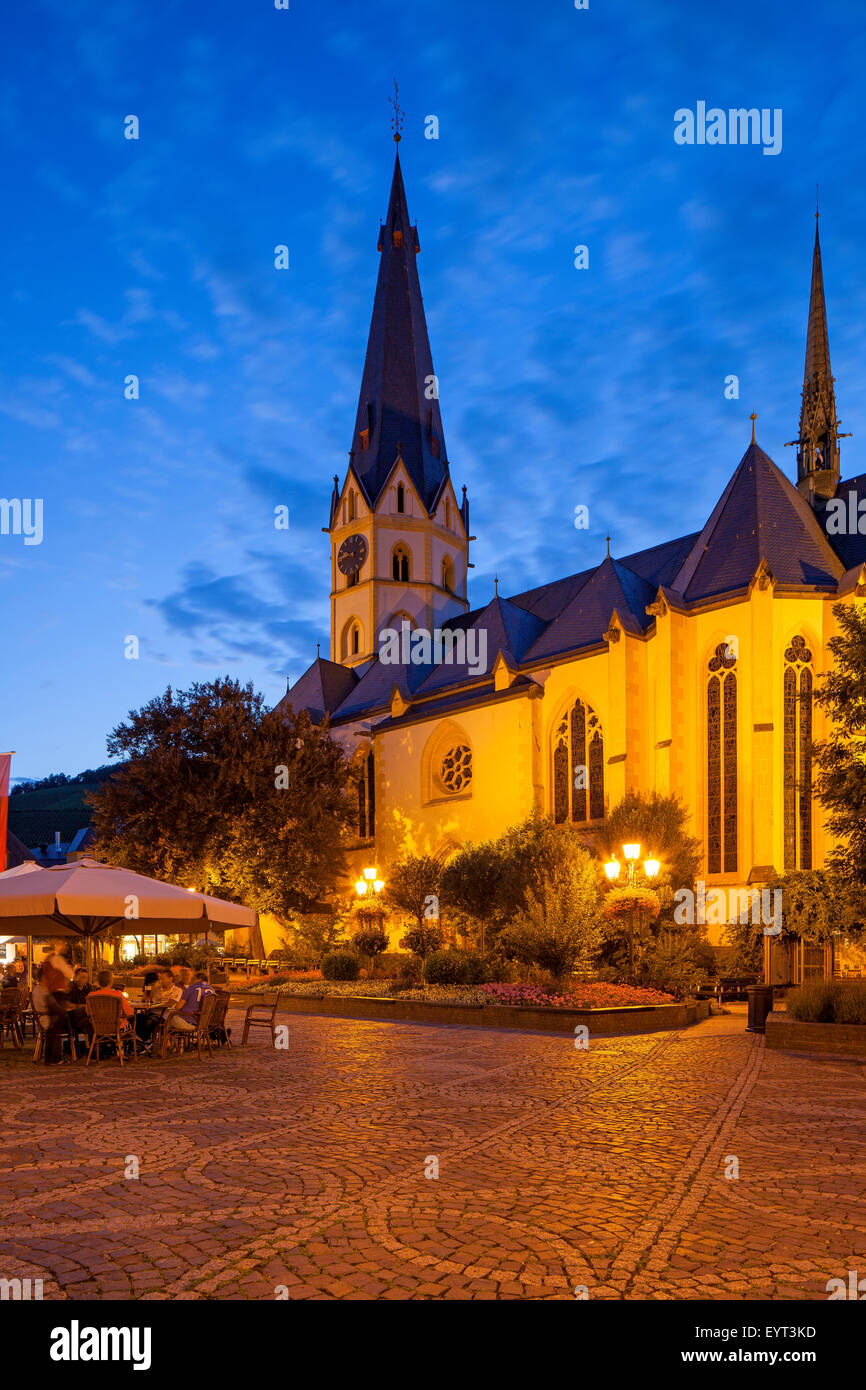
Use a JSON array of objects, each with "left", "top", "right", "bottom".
[
  {"left": 392, "top": 545, "right": 410, "bottom": 583},
  {"left": 341, "top": 618, "right": 362, "bottom": 662},
  {"left": 441, "top": 555, "right": 455, "bottom": 592},
  {"left": 348, "top": 490, "right": 357, "bottom": 522},
  {"left": 707, "top": 643, "right": 738, "bottom": 874},
  {"left": 397, "top": 483, "right": 405, "bottom": 514},
  {"left": 552, "top": 698, "right": 604, "bottom": 824},
  {"left": 357, "top": 749, "right": 375, "bottom": 840},
  {"left": 784, "top": 635, "right": 813, "bottom": 871}
]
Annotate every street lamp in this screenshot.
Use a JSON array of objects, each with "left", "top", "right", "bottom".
[
  {"left": 355, "top": 866, "right": 383, "bottom": 899},
  {"left": 355, "top": 867, "right": 386, "bottom": 975},
  {"left": 604, "top": 842, "right": 661, "bottom": 982}
]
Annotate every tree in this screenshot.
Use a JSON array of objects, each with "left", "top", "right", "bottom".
[
  {"left": 501, "top": 847, "right": 604, "bottom": 981},
  {"left": 352, "top": 923, "right": 389, "bottom": 977},
  {"left": 386, "top": 855, "right": 443, "bottom": 931},
  {"left": 813, "top": 603, "right": 866, "bottom": 883},
  {"left": 443, "top": 811, "right": 598, "bottom": 942},
  {"left": 775, "top": 869, "right": 866, "bottom": 943},
  {"left": 402, "top": 922, "right": 445, "bottom": 959},
  {"left": 89, "top": 678, "right": 354, "bottom": 915},
  {"left": 440, "top": 838, "right": 503, "bottom": 954}
]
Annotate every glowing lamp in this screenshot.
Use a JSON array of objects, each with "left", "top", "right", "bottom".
[
  {"left": 623, "top": 843, "right": 641, "bottom": 861},
  {"left": 643, "top": 858, "right": 660, "bottom": 880},
  {"left": 355, "top": 879, "right": 368, "bottom": 897},
  {"left": 373, "top": 880, "right": 384, "bottom": 894},
  {"left": 363, "top": 867, "right": 378, "bottom": 881},
  {"left": 604, "top": 859, "right": 621, "bottom": 881}
]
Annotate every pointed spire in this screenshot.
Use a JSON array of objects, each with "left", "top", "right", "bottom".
[
  {"left": 795, "top": 212, "right": 842, "bottom": 503},
  {"left": 347, "top": 145, "right": 449, "bottom": 515}
]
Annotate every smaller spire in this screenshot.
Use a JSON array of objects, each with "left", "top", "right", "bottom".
[
  {"left": 316, "top": 642, "right": 321, "bottom": 658},
  {"left": 494, "top": 575, "right": 499, "bottom": 596},
  {"left": 750, "top": 409, "right": 757, "bottom": 444},
  {"left": 605, "top": 534, "right": 611, "bottom": 559}
]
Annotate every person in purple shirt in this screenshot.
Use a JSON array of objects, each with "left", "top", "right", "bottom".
[{"left": 167, "top": 966, "right": 204, "bottom": 1035}]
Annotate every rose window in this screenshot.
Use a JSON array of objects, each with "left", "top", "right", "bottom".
[{"left": 440, "top": 745, "right": 472, "bottom": 793}]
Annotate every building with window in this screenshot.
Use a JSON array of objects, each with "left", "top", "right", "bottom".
[{"left": 278, "top": 146, "right": 866, "bottom": 945}]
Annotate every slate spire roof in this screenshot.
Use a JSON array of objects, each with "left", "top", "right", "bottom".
[
  {"left": 347, "top": 150, "right": 449, "bottom": 514},
  {"left": 804, "top": 221, "right": 832, "bottom": 388},
  {"left": 673, "top": 441, "right": 843, "bottom": 600},
  {"left": 796, "top": 217, "right": 841, "bottom": 498}
]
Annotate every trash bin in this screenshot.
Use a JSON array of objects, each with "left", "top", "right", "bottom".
[{"left": 746, "top": 983, "right": 774, "bottom": 1033}]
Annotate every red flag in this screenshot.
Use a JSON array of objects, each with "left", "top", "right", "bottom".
[{"left": 0, "top": 753, "right": 11, "bottom": 872}]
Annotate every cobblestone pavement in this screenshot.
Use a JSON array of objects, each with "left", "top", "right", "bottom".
[{"left": 0, "top": 1005, "right": 863, "bottom": 1300}]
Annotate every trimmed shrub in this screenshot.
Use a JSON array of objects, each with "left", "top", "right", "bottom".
[
  {"left": 786, "top": 981, "right": 840, "bottom": 1023},
  {"left": 423, "top": 950, "right": 470, "bottom": 985},
  {"left": 834, "top": 983, "right": 866, "bottom": 1024},
  {"left": 321, "top": 950, "right": 361, "bottom": 982}
]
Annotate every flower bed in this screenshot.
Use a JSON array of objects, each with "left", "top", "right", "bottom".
[
  {"left": 479, "top": 982, "right": 675, "bottom": 1009},
  {"left": 239, "top": 977, "right": 675, "bottom": 1008}
]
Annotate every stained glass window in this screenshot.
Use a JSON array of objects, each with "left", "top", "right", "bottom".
[
  {"left": 552, "top": 699, "right": 604, "bottom": 824},
  {"left": 357, "top": 749, "right": 375, "bottom": 839},
  {"left": 707, "top": 643, "right": 737, "bottom": 874},
  {"left": 784, "top": 636, "right": 813, "bottom": 870}
]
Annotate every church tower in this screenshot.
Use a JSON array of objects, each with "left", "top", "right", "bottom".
[
  {"left": 329, "top": 125, "right": 470, "bottom": 669},
  {"left": 794, "top": 213, "right": 843, "bottom": 504}
]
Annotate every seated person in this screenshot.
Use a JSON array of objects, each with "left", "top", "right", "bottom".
[
  {"left": 167, "top": 965, "right": 207, "bottom": 1034},
  {"left": 2, "top": 958, "right": 25, "bottom": 990},
  {"left": 194, "top": 970, "right": 216, "bottom": 997},
  {"left": 89, "top": 969, "right": 134, "bottom": 1031},
  {"left": 67, "top": 967, "right": 93, "bottom": 1039},
  {"left": 135, "top": 967, "right": 181, "bottom": 1046}
]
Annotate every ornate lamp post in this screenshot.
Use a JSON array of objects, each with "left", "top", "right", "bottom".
[
  {"left": 604, "top": 843, "right": 661, "bottom": 981},
  {"left": 355, "top": 866, "right": 386, "bottom": 928}
]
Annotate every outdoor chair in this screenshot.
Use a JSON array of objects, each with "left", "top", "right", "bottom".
[
  {"left": 0, "top": 987, "right": 25, "bottom": 1049},
  {"left": 31, "top": 992, "right": 78, "bottom": 1064},
  {"left": 241, "top": 992, "right": 279, "bottom": 1047},
  {"left": 85, "top": 994, "right": 136, "bottom": 1067},
  {"left": 208, "top": 990, "right": 232, "bottom": 1047}
]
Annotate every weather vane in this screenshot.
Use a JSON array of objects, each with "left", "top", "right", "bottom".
[{"left": 390, "top": 80, "right": 404, "bottom": 144}]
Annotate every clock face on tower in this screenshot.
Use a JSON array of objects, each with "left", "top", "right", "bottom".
[{"left": 337, "top": 533, "right": 368, "bottom": 576}]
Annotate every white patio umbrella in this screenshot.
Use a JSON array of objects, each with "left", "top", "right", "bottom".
[{"left": 0, "top": 857, "right": 255, "bottom": 977}]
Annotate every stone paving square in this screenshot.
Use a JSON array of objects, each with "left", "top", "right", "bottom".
[{"left": 0, "top": 1006, "right": 864, "bottom": 1300}]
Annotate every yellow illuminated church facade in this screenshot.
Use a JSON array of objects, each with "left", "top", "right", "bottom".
[{"left": 278, "top": 148, "right": 866, "bottom": 949}]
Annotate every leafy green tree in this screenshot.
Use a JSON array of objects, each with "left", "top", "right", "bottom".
[
  {"left": 501, "top": 846, "right": 603, "bottom": 981},
  {"left": 90, "top": 678, "right": 354, "bottom": 915},
  {"left": 775, "top": 869, "right": 866, "bottom": 942},
  {"left": 402, "top": 921, "right": 445, "bottom": 959},
  {"left": 813, "top": 603, "right": 866, "bottom": 883},
  {"left": 386, "top": 855, "right": 443, "bottom": 931},
  {"left": 352, "top": 924, "right": 389, "bottom": 976}
]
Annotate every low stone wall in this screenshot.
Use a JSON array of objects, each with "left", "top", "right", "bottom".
[
  {"left": 232, "top": 991, "right": 710, "bottom": 1036},
  {"left": 765, "top": 1010, "right": 866, "bottom": 1059}
]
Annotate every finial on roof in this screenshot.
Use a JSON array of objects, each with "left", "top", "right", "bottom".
[
  {"left": 605, "top": 534, "right": 611, "bottom": 559},
  {"left": 494, "top": 575, "right": 499, "bottom": 596},
  {"left": 750, "top": 409, "right": 757, "bottom": 443},
  {"left": 389, "top": 80, "right": 404, "bottom": 144},
  {"left": 316, "top": 643, "right": 320, "bottom": 658},
  {"left": 462, "top": 484, "right": 467, "bottom": 497}
]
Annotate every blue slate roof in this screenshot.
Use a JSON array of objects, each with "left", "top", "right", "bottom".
[
  {"left": 673, "top": 443, "right": 843, "bottom": 601},
  {"left": 279, "top": 658, "right": 358, "bottom": 724}
]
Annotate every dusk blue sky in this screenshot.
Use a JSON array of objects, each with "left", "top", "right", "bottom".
[{"left": 2, "top": 0, "right": 866, "bottom": 781}]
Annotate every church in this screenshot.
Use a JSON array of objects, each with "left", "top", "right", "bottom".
[{"left": 277, "top": 139, "right": 866, "bottom": 950}]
